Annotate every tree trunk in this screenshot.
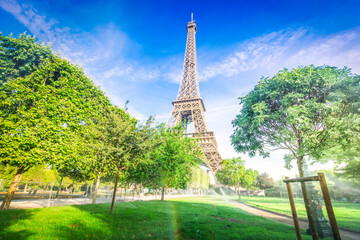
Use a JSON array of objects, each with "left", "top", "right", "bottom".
[
  {"left": 92, "top": 172, "right": 101, "bottom": 204},
  {"left": 0, "top": 167, "right": 25, "bottom": 210},
  {"left": 23, "top": 183, "right": 28, "bottom": 193},
  {"left": 110, "top": 168, "right": 120, "bottom": 214},
  {"left": 297, "top": 157, "right": 319, "bottom": 240},
  {"left": 235, "top": 185, "right": 241, "bottom": 200},
  {"left": 132, "top": 184, "right": 135, "bottom": 201},
  {"left": 55, "top": 176, "right": 64, "bottom": 198},
  {"left": 161, "top": 185, "right": 165, "bottom": 201}
]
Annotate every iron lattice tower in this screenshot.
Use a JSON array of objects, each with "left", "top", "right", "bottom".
[{"left": 167, "top": 14, "right": 223, "bottom": 177}]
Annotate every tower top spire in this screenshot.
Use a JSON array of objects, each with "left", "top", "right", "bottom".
[{"left": 177, "top": 13, "right": 199, "bottom": 100}]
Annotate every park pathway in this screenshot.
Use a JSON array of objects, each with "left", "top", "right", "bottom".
[
  {"left": 231, "top": 201, "right": 360, "bottom": 240},
  {"left": 6, "top": 194, "right": 195, "bottom": 209}
]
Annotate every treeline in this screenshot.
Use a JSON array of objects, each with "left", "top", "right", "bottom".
[{"left": 0, "top": 33, "right": 204, "bottom": 212}]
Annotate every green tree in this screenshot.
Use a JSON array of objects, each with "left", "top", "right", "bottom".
[
  {"left": 0, "top": 165, "right": 17, "bottom": 182},
  {"left": 231, "top": 65, "right": 360, "bottom": 234},
  {"left": 0, "top": 35, "right": 109, "bottom": 210},
  {"left": 321, "top": 132, "right": 360, "bottom": 182},
  {"left": 125, "top": 157, "right": 163, "bottom": 197},
  {"left": 216, "top": 157, "right": 258, "bottom": 199},
  {"left": 336, "top": 160, "right": 360, "bottom": 182},
  {"left": 22, "top": 165, "right": 58, "bottom": 183},
  {"left": 0, "top": 33, "right": 53, "bottom": 85},
  {"left": 85, "top": 120, "right": 116, "bottom": 204},
  {"left": 216, "top": 157, "right": 245, "bottom": 198},
  {"left": 241, "top": 168, "right": 258, "bottom": 190},
  {"left": 20, "top": 165, "right": 59, "bottom": 194},
  {"left": 151, "top": 124, "right": 202, "bottom": 200},
  {"left": 189, "top": 166, "right": 210, "bottom": 191},
  {"left": 106, "top": 107, "right": 155, "bottom": 214},
  {"left": 266, "top": 179, "right": 288, "bottom": 198},
  {"left": 55, "top": 105, "right": 116, "bottom": 203},
  {"left": 315, "top": 82, "right": 360, "bottom": 182},
  {"left": 199, "top": 167, "right": 210, "bottom": 190},
  {"left": 256, "top": 172, "right": 274, "bottom": 189}
]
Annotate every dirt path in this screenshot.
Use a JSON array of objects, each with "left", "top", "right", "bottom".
[{"left": 231, "top": 201, "right": 360, "bottom": 240}]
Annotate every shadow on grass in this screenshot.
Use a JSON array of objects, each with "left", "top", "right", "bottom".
[
  {"left": 0, "top": 207, "right": 35, "bottom": 239},
  {"left": 0, "top": 197, "right": 313, "bottom": 240}
]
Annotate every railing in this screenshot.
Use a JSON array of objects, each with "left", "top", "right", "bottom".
[{"left": 184, "top": 131, "right": 214, "bottom": 138}]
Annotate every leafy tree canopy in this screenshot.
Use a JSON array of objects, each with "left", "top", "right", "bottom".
[
  {"left": 0, "top": 33, "right": 110, "bottom": 209},
  {"left": 189, "top": 166, "right": 210, "bottom": 190},
  {"left": 216, "top": 157, "right": 245, "bottom": 189},
  {"left": 0, "top": 57, "right": 110, "bottom": 172},
  {"left": 241, "top": 168, "right": 258, "bottom": 190},
  {"left": 216, "top": 157, "right": 258, "bottom": 194},
  {"left": 142, "top": 124, "right": 202, "bottom": 200},
  {"left": 231, "top": 65, "right": 359, "bottom": 232},
  {"left": 320, "top": 123, "right": 360, "bottom": 181},
  {"left": 256, "top": 172, "right": 274, "bottom": 189},
  {"left": 336, "top": 159, "right": 360, "bottom": 182},
  {"left": 107, "top": 110, "right": 157, "bottom": 213},
  {"left": 231, "top": 65, "right": 360, "bottom": 176},
  {"left": 0, "top": 33, "right": 53, "bottom": 85}
]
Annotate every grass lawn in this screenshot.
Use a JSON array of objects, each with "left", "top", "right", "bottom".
[
  {"left": 0, "top": 196, "right": 313, "bottom": 240},
  {"left": 238, "top": 196, "right": 360, "bottom": 232}
]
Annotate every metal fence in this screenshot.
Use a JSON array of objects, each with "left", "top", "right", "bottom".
[
  {"left": 0, "top": 179, "right": 93, "bottom": 208},
  {"left": 0, "top": 179, "right": 213, "bottom": 210}
]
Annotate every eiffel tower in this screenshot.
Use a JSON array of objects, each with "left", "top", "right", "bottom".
[{"left": 167, "top": 14, "right": 223, "bottom": 177}]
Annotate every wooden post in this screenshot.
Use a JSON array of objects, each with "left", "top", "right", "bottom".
[
  {"left": 283, "top": 176, "right": 319, "bottom": 183},
  {"left": 285, "top": 177, "right": 302, "bottom": 240},
  {"left": 318, "top": 173, "right": 341, "bottom": 240}
]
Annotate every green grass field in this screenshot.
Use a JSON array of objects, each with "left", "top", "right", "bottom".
[
  {"left": 0, "top": 196, "right": 313, "bottom": 240},
  {"left": 238, "top": 196, "right": 360, "bottom": 232}
]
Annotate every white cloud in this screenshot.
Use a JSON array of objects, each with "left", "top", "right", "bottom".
[
  {"left": 102, "top": 64, "right": 160, "bottom": 82},
  {"left": 198, "top": 27, "right": 360, "bottom": 83},
  {"left": 0, "top": 0, "right": 153, "bottom": 116},
  {"left": 166, "top": 68, "right": 183, "bottom": 83},
  {"left": 2, "top": 0, "right": 358, "bottom": 179},
  {"left": 104, "top": 91, "right": 147, "bottom": 120},
  {"left": 1, "top": 0, "right": 56, "bottom": 38},
  {"left": 194, "top": 28, "right": 360, "bottom": 179},
  {"left": 153, "top": 26, "right": 360, "bottom": 178}
]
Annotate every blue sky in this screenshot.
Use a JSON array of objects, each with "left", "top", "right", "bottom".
[{"left": 1, "top": 0, "right": 360, "bottom": 179}]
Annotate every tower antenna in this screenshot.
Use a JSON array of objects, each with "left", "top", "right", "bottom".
[{"left": 191, "top": 12, "right": 193, "bottom": 22}]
